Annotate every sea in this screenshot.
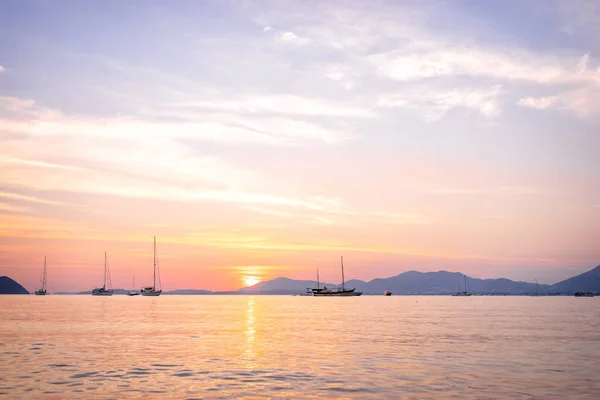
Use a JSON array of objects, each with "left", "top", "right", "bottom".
[{"left": 1, "top": 295, "right": 599, "bottom": 399}]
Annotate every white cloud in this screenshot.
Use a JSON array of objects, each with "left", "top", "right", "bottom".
[
  {"left": 276, "top": 31, "right": 310, "bottom": 45},
  {"left": 369, "top": 47, "right": 591, "bottom": 85},
  {"left": 517, "top": 96, "right": 559, "bottom": 110},
  {"left": 378, "top": 85, "right": 502, "bottom": 121},
  {"left": 0, "top": 66, "right": 5, "bottom": 73},
  {"left": 171, "top": 94, "right": 374, "bottom": 118},
  {"left": 517, "top": 88, "right": 600, "bottom": 117},
  {"left": 263, "top": 26, "right": 272, "bottom": 32},
  {"left": 0, "top": 96, "right": 362, "bottom": 145}
]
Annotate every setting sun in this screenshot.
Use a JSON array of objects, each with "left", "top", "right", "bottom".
[{"left": 244, "top": 276, "right": 259, "bottom": 287}]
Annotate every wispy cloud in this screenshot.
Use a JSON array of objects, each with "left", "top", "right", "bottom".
[
  {"left": 517, "top": 96, "right": 559, "bottom": 110},
  {"left": 430, "top": 186, "right": 542, "bottom": 195},
  {"left": 0, "top": 191, "right": 68, "bottom": 206},
  {"left": 378, "top": 85, "right": 502, "bottom": 121}
]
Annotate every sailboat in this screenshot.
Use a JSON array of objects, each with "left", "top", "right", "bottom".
[
  {"left": 530, "top": 279, "right": 542, "bottom": 296},
  {"left": 310, "top": 256, "right": 359, "bottom": 296},
  {"left": 127, "top": 275, "right": 139, "bottom": 296},
  {"left": 34, "top": 257, "right": 48, "bottom": 295},
  {"left": 452, "top": 273, "right": 472, "bottom": 296},
  {"left": 92, "top": 252, "right": 114, "bottom": 296},
  {"left": 305, "top": 268, "right": 321, "bottom": 295},
  {"left": 141, "top": 236, "right": 162, "bottom": 296}
]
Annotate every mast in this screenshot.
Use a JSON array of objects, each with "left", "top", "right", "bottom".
[
  {"left": 153, "top": 236, "right": 156, "bottom": 290},
  {"left": 317, "top": 269, "right": 320, "bottom": 289},
  {"left": 341, "top": 256, "right": 345, "bottom": 290},
  {"left": 42, "top": 256, "right": 47, "bottom": 291},
  {"left": 104, "top": 251, "right": 107, "bottom": 289}
]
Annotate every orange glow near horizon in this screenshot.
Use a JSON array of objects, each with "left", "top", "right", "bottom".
[{"left": 244, "top": 276, "right": 260, "bottom": 287}]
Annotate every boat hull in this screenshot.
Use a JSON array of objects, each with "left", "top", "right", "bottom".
[
  {"left": 92, "top": 292, "right": 113, "bottom": 296},
  {"left": 141, "top": 290, "right": 162, "bottom": 296},
  {"left": 34, "top": 291, "right": 46, "bottom": 296},
  {"left": 312, "top": 289, "right": 356, "bottom": 297},
  {"left": 574, "top": 292, "right": 594, "bottom": 297}
]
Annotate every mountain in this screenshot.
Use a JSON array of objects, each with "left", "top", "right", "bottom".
[
  {"left": 164, "top": 289, "right": 213, "bottom": 295},
  {"left": 0, "top": 276, "right": 29, "bottom": 294},
  {"left": 237, "top": 270, "right": 557, "bottom": 295},
  {"left": 362, "top": 271, "right": 546, "bottom": 294},
  {"left": 548, "top": 265, "right": 600, "bottom": 294},
  {"left": 239, "top": 277, "right": 332, "bottom": 294}
]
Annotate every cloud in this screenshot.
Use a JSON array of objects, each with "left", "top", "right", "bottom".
[
  {"left": 517, "top": 96, "right": 559, "bottom": 110},
  {"left": 378, "top": 85, "right": 502, "bottom": 121},
  {"left": 430, "top": 186, "right": 542, "bottom": 195},
  {"left": 276, "top": 31, "right": 310, "bottom": 45},
  {"left": 0, "top": 96, "right": 360, "bottom": 145},
  {"left": 263, "top": 26, "right": 272, "bottom": 32},
  {"left": 517, "top": 89, "right": 600, "bottom": 117},
  {"left": 0, "top": 191, "right": 67, "bottom": 206},
  {"left": 170, "top": 94, "right": 374, "bottom": 118},
  {"left": 369, "top": 46, "right": 591, "bottom": 85},
  {"left": 0, "top": 66, "right": 5, "bottom": 73}
]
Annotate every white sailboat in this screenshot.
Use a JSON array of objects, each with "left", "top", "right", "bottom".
[
  {"left": 141, "top": 236, "right": 162, "bottom": 296},
  {"left": 127, "top": 275, "right": 139, "bottom": 296},
  {"left": 34, "top": 257, "right": 47, "bottom": 295},
  {"left": 310, "top": 256, "right": 359, "bottom": 296},
  {"left": 452, "top": 273, "right": 471, "bottom": 296},
  {"left": 92, "top": 252, "right": 114, "bottom": 296}
]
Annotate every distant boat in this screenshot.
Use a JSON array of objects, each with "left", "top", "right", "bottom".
[
  {"left": 127, "top": 275, "right": 139, "bottom": 296},
  {"left": 530, "top": 279, "right": 542, "bottom": 296},
  {"left": 452, "top": 274, "right": 472, "bottom": 296},
  {"left": 34, "top": 257, "right": 48, "bottom": 296},
  {"left": 310, "top": 256, "right": 358, "bottom": 296},
  {"left": 141, "top": 236, "right": 162, "bottom": 296},
  {"left": 574, "top": 292, "right": 594, "bottom": 297},
  {"left": 92, "top": 252, "right": 114, "bottom": 296},
  {"left": 384, "top": 290, "right": 392, "bottom": 296}
]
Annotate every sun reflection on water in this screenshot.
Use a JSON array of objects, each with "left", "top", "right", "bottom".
[{"left": 244, "top": 296, "right": 256, "bottom": 362}]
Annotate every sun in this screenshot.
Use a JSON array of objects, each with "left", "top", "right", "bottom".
[{"left": 244, "top": 276, "right": 259, "bottom": 287}]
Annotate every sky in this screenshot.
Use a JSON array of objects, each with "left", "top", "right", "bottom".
[{"left": 1, "top": 0, "right": 599, "bottom": 292}]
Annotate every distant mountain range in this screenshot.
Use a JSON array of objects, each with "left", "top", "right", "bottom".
[
  {"left": 239, "top": 265, "right": 600, "bottom": 295},
  {"left": 2, "top": 265, "right": 599, "bottom": 295}
]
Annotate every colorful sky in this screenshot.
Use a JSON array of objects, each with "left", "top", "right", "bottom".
[{"left": 1, "top": 0, "right": 599, "bottom": 292}]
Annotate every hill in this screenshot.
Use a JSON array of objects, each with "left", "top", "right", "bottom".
[
  {"left": 361, "top": 271, "right": 546, "bottom": 294},
  {"left": 239, "top": 277, "right": 334, "bottom": 294},
  {"left": 237, "top": 271, "right": 553, "bottom": 295},
  {"left": 0, "top": 276, "right": 29, "bottom": 294},
  {"left": 548, "top": 265, "right": 600, "bottom": 294},
  {"left": 164, "top": 289, "right": 213, "bottom": 295}
]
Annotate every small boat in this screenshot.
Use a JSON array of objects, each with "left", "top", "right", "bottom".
[
  {"left": 92, "top": 252, "right": 114, "bottom": 296},
  {"left": 141, "top": 236, "right": 162, "bottom": 296},
  {"left": 34, "top": 257, "right": 48, "bottom": 295},
  {"left": 452, "top": 274, "right": 472, "bottom": 296},
  {"left": 310, "top": 257, "right": 357, "bottom": 296},
  {"left": 529, "top": 279, "right": 542, "bottom": 296},
  {"left": 574, "top": 292, "right": 594, "bottom": 297},
  {"left": 384, "top": 290, "right": 392, "bottom": 296},
  {"left": 127, "top": 275, "right": 139, "bottom": 296}
]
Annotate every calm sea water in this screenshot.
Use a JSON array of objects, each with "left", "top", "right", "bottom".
[{"left": 1, "top": 295, "right": 599, "bottom": 399}]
